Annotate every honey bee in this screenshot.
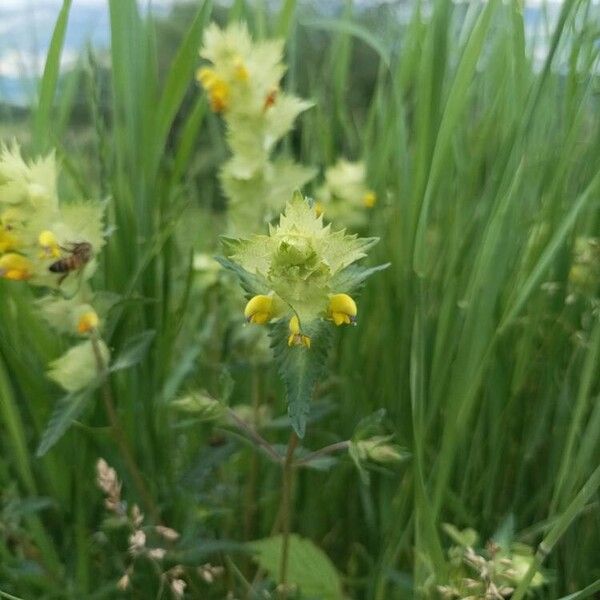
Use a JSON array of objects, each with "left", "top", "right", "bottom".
[{"left": 49, "top": 241, "right": 93, "bottom": 284}]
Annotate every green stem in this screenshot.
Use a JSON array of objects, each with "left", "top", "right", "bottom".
[
  {"left": 278, "top": 432, "right": 298, "bottom": 598},
  {"left": 244, "top": 370, "right": 261, "bottom": 542},
  {"left": 295, "top": 440, "right": 350, "bottom": 467},
  {"left": 90, "top": 335, "right": 160, "bottom": 522}
]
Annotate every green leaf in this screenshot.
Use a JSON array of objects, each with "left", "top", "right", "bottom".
[
  {"left": 36, "top": 389, "right": 95, "bottom": 457},
  {"left": 214, "top": 256, "right": 270, "bottom": 297},
  {"left": 151, "top": 0, "right": 213, "bottom": 175},
  {"left": 557, "top": 579, "right": 600, "bottom": 600},
  {"left": 251, "top": 534, "right": 343, "bottom": 600},
  {"left": 269, "top": 319, "right": 332, "bottom": 438},
  {"left": 169, "top": 391, "right": 224, "bottom": 421},
  {"left": 301, "top": 17, "right": 391, "bottom": 67},
  {"left": 110, "top": 330, "right": 155, "bottom": 373},
  {"left": 331, "top": 263, "right": 390, "bottom": 294},
  {"left": 219, "top": 367, "right": 235, "bottom": 404},
  {"left": 34, "top": 0, "right": 72, "bottom": 150},
  {"left": 441, "top": 523, "right": 479, "bottom": 548},
  {"left": 352, "top": 408, "right": 387, "bottom": 441}
]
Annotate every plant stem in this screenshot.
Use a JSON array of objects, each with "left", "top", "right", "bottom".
[
  {"left": 295, "top": 440, "right": 350, "bottom": 467},
  {"left": 244, "top": 370, "right": 261, "bottom": 541},
  {"left": 226, "top": 407, "right": 282, "bottom": 464},
  {"left": 90, "top": 335, "right": 160, "bottom": 522},
  {"left": 278, "top": 432, "right": 298, "bottom": 598}
]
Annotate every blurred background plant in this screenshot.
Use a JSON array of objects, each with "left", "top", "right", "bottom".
[{"left": 0, "top": 0, "right": 599, "bottom": 599}]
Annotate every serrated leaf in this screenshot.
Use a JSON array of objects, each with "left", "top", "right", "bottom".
[
  {"left": 269, "top": 319, "right": 332, "bottom": 438},
  {"left": 59, "top": 200, "right": 106, "bottom": 252},
  {"left": 214, "top": 256, "right": 270, "bottom": 296},
  {"left": 331, "top": 263, "right": 391, "bottom": 294},
  {"left": 110, "top": 330, "right": 155, "bottom": 373},
  {"left": 251, "top": 534, "right": 343, "bottom": 600},
  {"left": 36, "top": 388, "right": 95, "bottom": 456},
  {"left": 219, "top": 367, "right": 235, "bottom": 404},
  {"left": 352, "top": 408, "right": 387, "bottom": 441}
]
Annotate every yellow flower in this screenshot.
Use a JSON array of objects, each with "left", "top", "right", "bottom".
[
  {"left": 287, "top": 315, "right": 311, "bottom": 348},
  {"left": 0, "top": 253, "right": 32, "bottom": 281},
  {"left": 38, "top": 230, "right": 61, "bottom": 259},
  {"left": 77, "top": 311, "right": 99, "bottom": 334},
  {"left": 314, "top": 201, "right": 324, "bottom": 218},
  {"left": 196, "top": 67, "right": 230, "bottom": 112},
  {"left": 196, "top": 67, "right": 218, "bottom": 89},
  {"left": 209, "top": 81, "right": 230, "bottom": 112},
  {"left": 0, "top": 228, "right": 20, "bottom": 253},
  {"left": 328, "top": 293, "right": 357, "bottom": 326},
  {"left": 244, "top": 294, "right": 274, "bottom": 324},
  {"left": 363, "top": 191, "right": 377, "bottom": 208},
  {"left": 233, "top": 56, "right": 249, "bottom": 82}
]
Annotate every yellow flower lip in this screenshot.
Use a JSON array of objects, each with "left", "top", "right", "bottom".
[
  {"left": 77, "top": 311, "right": 99, "bottom": 334},
  {"left": 196, "top": 67, "right": 230, "bottom": 112},
  {"left": 328, "top": 293, "right": 357, "bottom": 326},
  {"left": 363, "top": 191, "right": 377, "bottom": 208},
  {"left": 209, "top": 81, "right": 230, "bottom": 112},
  {"left": 233, "top": 56, "right": 249, "bottom": 81},
  {"left": 38, "top": 230, "right": 61, "bottom": 259},
  {"left": 197, "top": 67, "right": 218, "bottom": 88},
  {"left": 244, "top": 294, "right": 274, "bottom": 324},
  {"left": 288, "top": 315, "right": 311, "bottom": 348},
  {"left": 0, "top": 253, "right": 32, "bottom": 281},
  {"left": 0, "top": 229, "right": 20, "bottom": 253}
]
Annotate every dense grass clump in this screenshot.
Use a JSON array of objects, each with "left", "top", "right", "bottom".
[{"left": 0, "top": 0, "right": 599, "bottom": 598}]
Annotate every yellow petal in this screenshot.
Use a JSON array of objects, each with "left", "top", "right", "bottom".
[
  {"left": 363, "top": 191, "right": 377, "bottom": 208},
  {"left": 0, "top": 253, "right": 31, "bottom": 281},
  {"left": 328, "top": 294, "right": 357, "bottom": 326},
  {"left": 244, "top": 295, "right": 273, "bottom": 325},
  {"left": 287, "top": 316, "right": 311, "bottom": 348},
  {"left": 77, "top": 311, "right": 99, "bottom": 334}
]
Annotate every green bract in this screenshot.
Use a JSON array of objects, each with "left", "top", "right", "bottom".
[
  {"left": 223, "top": 191, "right": 378, "bottom": 325},
  {"left": 47, "top": 339, "right": 109, "bottom": 393}
]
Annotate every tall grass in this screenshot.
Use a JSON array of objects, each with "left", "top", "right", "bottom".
[{"left": 0, "top": 0, "right": 599, "bottom": 598}]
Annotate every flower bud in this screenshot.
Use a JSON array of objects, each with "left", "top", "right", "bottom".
[{"left": 356, "top": 436, "right": 406, "bottom": 464}]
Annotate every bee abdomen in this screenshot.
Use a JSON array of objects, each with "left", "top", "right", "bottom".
[{"left": 49, "top": 257, "right": 75, "bottom": 273}]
